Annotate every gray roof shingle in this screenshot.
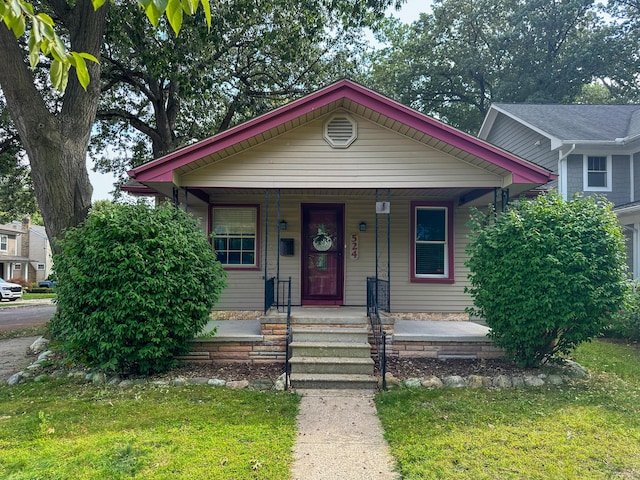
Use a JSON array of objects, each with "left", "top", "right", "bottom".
[{"left": 493, "top": 104, "right": 640, "bottom": 141}]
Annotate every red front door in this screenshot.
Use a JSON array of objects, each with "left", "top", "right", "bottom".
[{"left": 301, "top": 204, "right": 344, "bottom": 305}]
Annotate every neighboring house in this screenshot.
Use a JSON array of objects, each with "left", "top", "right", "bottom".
[
  {"left": 125, "top": 80, "right": 554, "bottom": 313},
  {"left": 0, "top": 217, "right": 52, "bottom": 284},
  {"left": 479, "top": 104, "right": 640, "bottom": 278}
]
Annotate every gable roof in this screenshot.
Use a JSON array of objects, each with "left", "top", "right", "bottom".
[
  {"left": 480, "top": 103, "right": 640, "bottom": 148},
  {"left": 128, "top": 80, "right": 554, "bottom": 187}
]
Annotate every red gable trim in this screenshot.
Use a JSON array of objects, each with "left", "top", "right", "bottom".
[{"left": 129, "top": 80, "right": 555, "bottom": 185}]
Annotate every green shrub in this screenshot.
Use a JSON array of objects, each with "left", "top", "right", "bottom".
[
  {"left": 29, "top": 287, "right": 54, "bottom": 294},
  {"left": 49, "top": 202, "right": 226, "bottom": 375},
  {"left": 465, "top": 192, "right": 627, "bottom": 367},
  {"left": 604, "top": 282, "right": 640, "bottom": 341}
]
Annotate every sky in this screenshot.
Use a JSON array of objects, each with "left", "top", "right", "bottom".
[{"left": 87, "top": 0, "right": 433, "bottom": 202}]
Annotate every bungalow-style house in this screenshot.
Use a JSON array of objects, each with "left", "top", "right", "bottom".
[
  {"left": 479, "top": 104, "right": 640, "bottom": 278},
  {"left": 127, "top": 80, "right": 555, "bottom": 315},
  {"left": 0, "top": 216, "right": 53, "bottom": 284}
]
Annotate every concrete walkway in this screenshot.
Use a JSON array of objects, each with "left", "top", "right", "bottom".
[{"left": 291, "top": 389, "right": 401, "bottom": 480}]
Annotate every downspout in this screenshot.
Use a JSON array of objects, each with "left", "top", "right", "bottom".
[{"left": 558, "top": 144, "right": 576, "bottom": 200}]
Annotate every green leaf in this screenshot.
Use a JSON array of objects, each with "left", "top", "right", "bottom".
[
  {"left": 35, "top": 12, "right": 54, "bottom": 26},
  {"left": 166, "top": 0, "right": 183, "bottom": 36},
  {"left": 92, "top": 0, "right": 108, "bottom": 10},
  {"left": 199, "top": 0, "right": 211, "bottom": 29},
  {"left": 70, "top": 52, "right": 90, "bottom": 90},
  {"left": 50, "top": 58, "right": 69, "bottom": 91}
]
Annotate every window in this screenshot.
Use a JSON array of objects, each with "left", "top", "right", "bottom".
[
  {"left": 584, "top": 155, "right": 611, "bottom": 191},
  {"left": 211, "top": 206, "right": 258, "bottom": 268},
  {"left": 37, "top": 264, "right": 46, "bottom": 270},
  {"left": 411, "top": 202, "right": 454, "bottom": 283},
  {"left": 0, "top": 235, "right": 6, "bottom": 251},
  {"left": 13, "top": 264, "right": 20, "bottom": 270}
]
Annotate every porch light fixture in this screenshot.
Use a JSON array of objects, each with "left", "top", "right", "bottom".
[
  {"left": 359, "top": 221, "right": 367, "bottom": 232},
  {"left": 279, "top": 220, "right": 288, "bottom": 230}
]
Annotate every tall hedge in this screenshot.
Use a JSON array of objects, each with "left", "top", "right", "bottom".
[
  {"left": 465, "top": 192, "right": 627, "bottom": 367},
  {"left": 50, "top": 202, "right": 226, "bottom": 374}
]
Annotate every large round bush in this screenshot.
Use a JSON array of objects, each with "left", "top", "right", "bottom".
[
  {"left": 50, "top": 202, "right": 226, "bottom": 374},
  {"left": 465, "top": 192, "right": 627, "bottom": 367}
]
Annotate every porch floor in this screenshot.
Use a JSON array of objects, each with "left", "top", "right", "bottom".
[{"left": 202, "top": 308, "right": 491, "bottom": 343}]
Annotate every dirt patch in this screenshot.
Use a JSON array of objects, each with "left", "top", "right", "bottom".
[{"left": 0, "top": 337, "right": 39, "bottom": 382}]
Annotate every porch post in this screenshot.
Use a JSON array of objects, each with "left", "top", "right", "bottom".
[
  {"left": 172, "top": 186, "right": 179, "bottom": 209},
  {"left": 375, "top": 189, "right": 379, "bottom": 281},
  {"left": 387, "top": 188, "right": 391, "bottom": 310},
  {"left": 183, "top": 187, "right": 188, "bottom": 212},
  {"left": 264, "top": 189, "right": 269, "bottom": 283},
  {"left": 277, "top": 189, "right": 281, "bottom": 285}
]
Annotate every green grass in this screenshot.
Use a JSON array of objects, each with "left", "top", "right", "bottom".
[
  {"left": 0, "top": 381, "right": 299, "bottom": 479},
  {"left": 0, "top": 324, "right": 49, "bottom": 340},
  {"left": 22, "top": 292, "right": 56, "bottom": 300},
  {"left": 375, "top": 340, "right": 640, "bottom": 480}
]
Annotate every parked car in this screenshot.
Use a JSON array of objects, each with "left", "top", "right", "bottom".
[
  {"left": 38, "top": 280, "right": 57, "bottom": 288},
  {"left": 0, "top": 278, "right": 23, "bottom": 301}
]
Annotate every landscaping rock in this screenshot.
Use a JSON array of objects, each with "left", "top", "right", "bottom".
[
  {"left": 523, "top": 375, "right": 545, "bottom": 387},
  {"left": 226, "top": 380, "right": 250, "bottom": 390},
  {"left": 248, "top": 379, "right": 274, "bottom": 391},
  {"left": 118, "top": 380, "right": 134, "bottom": 388},
  {"left": 91, "top": 373, "right": 107, "bottom": 385},
  {"left": 34, "top": 374, "right": 49, "bottom": 382},
  {"left": 170, "top": 378, "right": 187, "bottom": 386},
  {"left": 563, "top": 360, "right": 589, "bottom": 379},
  {"left": 546, "top": 374, "right": 564, "bottom": 386},
  {"left": 51, "top": 370, "right": 67, "bottom": 379},
  {"left": 37, "top": 350, "right": 54, "bottom": 362},
  {"left": 7, "top": 372, "right": 23, "bottom": 386},
  {"left": 27, "top": 337, "right": 49, "bottom": 355},
  {"left": 274, "top": 373, "right": 286, "bottom": 391},
  {"left": 107, "top": 376, "right": 122, "bottom": 386},
  {"left": 511, "top": 376, "right": 525, "bottom": 388},
  {"left": 382, "top": 373, "right": 402, "bottom": 389},
  {"left": 442, "top": 375, "right": 466, "bottom": 388},
  {"left": 187, "top": 377, "right": 209, "bottom": 385},
  {"left": 421, "top": 376, "right": 443, "bottom": 389},
  {"left": 493, "top": 375, "right": 512, "bottom": 388},
  {"left": 467, "top": 375, "right": 491, "bottom": 388},
  {"left": 208, "top": 378, "right": 227, "bottom": 388},
  {"left": 403, "top": 378, "right": 422, "bottom": 389}
]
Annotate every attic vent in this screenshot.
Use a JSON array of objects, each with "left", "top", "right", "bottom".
[{"left": 324, "top": 114, "right": 357, "bottom": 148}]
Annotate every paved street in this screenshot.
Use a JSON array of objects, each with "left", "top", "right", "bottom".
[{"left": 0, "top": 304, "right": 55, "bottom": 331}]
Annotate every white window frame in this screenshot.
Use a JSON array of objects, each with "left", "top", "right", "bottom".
[
  {"left": 583, "top": 154, "right": 612, "bottom": 192},
  {"left": 0, "top": 235, "right": 7, "bottom": 252},
  {"left": 411, "top": 202, "right": 454, "bottom": 283},
  {"left": 211, "top": 205, "right": 259, "bottom": 269}
]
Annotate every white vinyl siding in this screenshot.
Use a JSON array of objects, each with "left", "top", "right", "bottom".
[
  {"left": 180, "top": 115, "right": 504, "bottom": 190},
  {"left": 197, "top": 193, "right": 475, "bottom": 313}
]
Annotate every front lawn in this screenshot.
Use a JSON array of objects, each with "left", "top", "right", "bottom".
[
  {"left": 0, "top": 381, "right": 299, "bottom": 479},
  {"left": 376, "top": 340, "right": 640, "bottom": 479}
]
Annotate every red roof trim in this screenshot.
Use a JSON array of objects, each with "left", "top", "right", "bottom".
[{"left": 129, "top": 80, "right": 554, "bottom": 185}]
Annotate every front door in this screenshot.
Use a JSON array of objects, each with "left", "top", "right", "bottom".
[{"left": 302, "top": 204, "right": 344, "bottom": 305}]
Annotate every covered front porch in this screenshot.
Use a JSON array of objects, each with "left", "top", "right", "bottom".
[{"left": 183, "top": 308, "right": 502, "bottom": 365}]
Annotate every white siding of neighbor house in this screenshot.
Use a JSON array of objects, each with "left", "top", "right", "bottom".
[
  {"left": 196, "top": 192, "right": 475, "bottom": 313},
  {"left": 179, "top": 115, "right": 504, "bottom": 190}
]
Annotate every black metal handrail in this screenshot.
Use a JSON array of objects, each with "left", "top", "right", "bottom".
[
  {"left": 367, "top": 276, "right": 387, "bottom": 390},
  {"left": 264, "top": 276, "right": 275, "bottom": 314}
]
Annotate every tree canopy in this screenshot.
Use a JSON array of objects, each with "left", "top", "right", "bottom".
[
  {"left": 0, "top": 0, "right": 399, "bottom": 244},
  {"left": 367, "top": 0, "right": 638, "bottom": 132}
]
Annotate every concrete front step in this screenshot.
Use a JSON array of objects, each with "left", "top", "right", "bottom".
[
  {"left": 290, "top": 373, "right": 378, "bottom": 390},
  {"left": 291, "top": 316, "right": 368, "bottom": 326},
  {"left": 291, "top": 327, "right": 369, "bottom": 343},
  {"left": 289, "top": 356, "right": 374, "bottom": 375},
  {"left": 289, "top": 341, "right": 371, "bottom": 358}
]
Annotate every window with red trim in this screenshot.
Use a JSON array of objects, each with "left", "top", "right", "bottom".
[
  {"left": 211, "top": 206, "right": 258, "bottom": 268},
  {"left": 411, "top": 202, "right": 454, "bottom": 283}
]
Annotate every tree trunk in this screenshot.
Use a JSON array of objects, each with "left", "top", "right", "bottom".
[{"left": 0, "top": 0, "right": 108, "bottom": 250}]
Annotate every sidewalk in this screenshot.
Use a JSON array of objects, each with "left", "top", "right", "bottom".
[{"left": 291, "top": 389, "right": 401, "bottom": 480}]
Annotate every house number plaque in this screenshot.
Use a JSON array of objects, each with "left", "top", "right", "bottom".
[{"left": 350, "top": 233, "right": 359, "bottom": 260}]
